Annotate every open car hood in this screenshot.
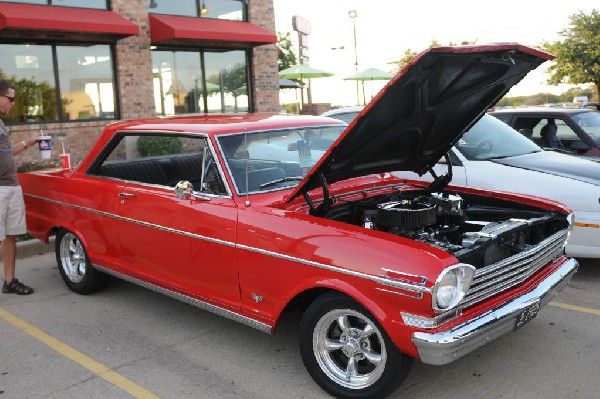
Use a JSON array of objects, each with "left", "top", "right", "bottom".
[{"left": 288, "top": 44, "right": 553, "bottom": 202}]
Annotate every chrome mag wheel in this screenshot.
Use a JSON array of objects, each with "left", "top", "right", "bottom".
[
  {"left": 58, "top": 231, "right": 87, "bottom": 284},
  {"left": 313, "top": 308, "right": 387, "bottom": 390}
]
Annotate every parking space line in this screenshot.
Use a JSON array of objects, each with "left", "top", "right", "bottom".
[
  {"left": 550, "top": 301, "right": 600, "bottom": 316},
  {"left": 0, "top": 307, "right": 161, "bottom": 399}
]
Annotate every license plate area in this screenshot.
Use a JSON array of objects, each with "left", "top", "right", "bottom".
[{"left": 514, "top": 300, "right": 540, "bottom": 331}]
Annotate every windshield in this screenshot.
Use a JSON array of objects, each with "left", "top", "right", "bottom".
[
  {"left": 572, "top": 111, "right": 600, "bottom": 144},
  {"left": 456, "top": 114, "right": 542, "bottom": 160},
  {"left": 217, "top": 125, "right": 345, "bottom": 194}
]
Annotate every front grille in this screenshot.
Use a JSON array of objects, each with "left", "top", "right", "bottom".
[{"left": 461, "top": 229, "right": 568, "bottom": 308}]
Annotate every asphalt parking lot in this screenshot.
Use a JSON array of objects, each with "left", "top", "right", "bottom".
[{"left": 1, "top": 243, "right": 599, "bottom": 399}]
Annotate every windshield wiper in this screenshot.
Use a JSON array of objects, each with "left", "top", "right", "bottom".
[{"left": 260, "top": 176, "right": 304, "bottom": 189}]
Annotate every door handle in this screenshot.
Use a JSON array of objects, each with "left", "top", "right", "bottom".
[{"left": 118, "top": 192, "right": 137, "bottom": 198}]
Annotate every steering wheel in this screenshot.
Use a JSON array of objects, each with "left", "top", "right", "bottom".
[{"left": 474, "top": 140, "right": 493, "bottom": 156}]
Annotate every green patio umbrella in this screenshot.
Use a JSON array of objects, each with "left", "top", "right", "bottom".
[
  {"left": 344, "top": 68, "right": 394, "bottom": 104},
  {"left": 279, "top": 64, "right": 334, "bottom": 105}
]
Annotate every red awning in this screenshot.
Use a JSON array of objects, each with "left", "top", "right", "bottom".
[
  {"left": 149, "top": 14, "right": 276, "bottom": 46},
  {"left": 0, "top": 3, "right": 139, "bottom": 37}
]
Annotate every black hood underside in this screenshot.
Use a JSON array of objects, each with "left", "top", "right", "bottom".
[{"left": 289, "top": 44, "right": 553, "bottom": 203}]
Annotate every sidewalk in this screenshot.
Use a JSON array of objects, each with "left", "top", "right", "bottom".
[{"left": 16, "top": 237, "right": 54, "bottom": 259}]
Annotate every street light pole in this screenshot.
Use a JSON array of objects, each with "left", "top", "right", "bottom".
[{"left": 348, "top": 10, "right": 359, "bottom": 106}]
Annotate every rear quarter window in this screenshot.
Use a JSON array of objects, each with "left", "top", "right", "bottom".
[{"left": 492, "top": 114, "right": 512, "bottom": 124}]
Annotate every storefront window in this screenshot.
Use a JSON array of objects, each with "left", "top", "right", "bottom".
[
  {"left": 148, "top": 0, "right": 246, "bottom": 21},
  {"left": 57, "top": 46, "right": 116, "bottom": 120},
  {"left": 152, "top": 49, "right": 249, "bottom": 115},
  {"left": 0, "top": 43, "right": 117, "bottom": 123},
  {"left": 152, "top": 51, "right": 204, "bottom": 115},
  {"left": 0, "top": 44, "right": 56, "bottom": 122},
  {"left": 204, "top": 51, "right": 248, "bottom": 113},
  {"left": 0, "top": 0, "right": 108, "bottom": 9}
]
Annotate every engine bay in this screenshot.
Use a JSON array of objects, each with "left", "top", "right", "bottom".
[{"left": 324, "top": 189, "right": 569, "bottom": 268}]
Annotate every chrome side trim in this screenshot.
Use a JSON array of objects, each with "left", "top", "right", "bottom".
[
  {"left": 380, "top": 268, "right": 427, "bottom": 286},
  {"left": 235, "top": 242, "right": 431, "bottom": 294},
  {"left": 26, "top": 193, "right": 432, "bottom": 294},
  {"left": 412, "top": 258, "right": 578, "bottom": 365},
  {"left": 375, "top": 287, "right": 424, "bottom": 299},
  {"left": 93, "top": 264, "right": 273, "bottom": 334},
  {"left": 23, "top": 194, "right": 236, "bottom": 248}
]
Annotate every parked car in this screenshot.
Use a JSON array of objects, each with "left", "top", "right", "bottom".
[
  {"left": 324, "top": 107, "right": 600, "bottom": 259},
  {"left": 20, "top": 44, "right": 578, "bottom": 399},
  {"left": 321, "top": 105, "right": 365, "bottom": 124},
  {"left": 490, "top": 107, "right": 600, "bottom": 160},
  {"left": 393, "top": 113, "right": 600, "bottom": 258},
  {"left": 321, "top": 105, "right": 362, "bottom": 124},
  {"left": 583, "top": 102, "right": 600, "bottom": 111}
]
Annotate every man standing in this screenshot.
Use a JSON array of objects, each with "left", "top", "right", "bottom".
[{"left": 0, "top": 79, "right": 39, "bottom": 295}]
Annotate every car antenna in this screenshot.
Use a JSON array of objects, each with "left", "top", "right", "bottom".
[{"left": 244, "top": 132, "right": 250, "bottom": 207}]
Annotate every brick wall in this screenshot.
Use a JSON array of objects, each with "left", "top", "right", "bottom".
[
  {"left": 111, "top": 0, "right": 156, "bottom": 120},
  {"left": 3, "top": 0, "right": 279, "bottom": 169},
  {"left": 250, "top": 0, "right": 280, "bottom": 113},
  {"left": 10, "top": 122, "right": 107, "bottom": 168}
]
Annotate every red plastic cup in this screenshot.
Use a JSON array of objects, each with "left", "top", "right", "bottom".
[{"left": 59, "top": 153, "right": 71, "bottom": 170}]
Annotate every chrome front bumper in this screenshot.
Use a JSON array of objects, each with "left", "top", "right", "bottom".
[{"left": 412, "top": 258, "right": 579, "bottom": 365}]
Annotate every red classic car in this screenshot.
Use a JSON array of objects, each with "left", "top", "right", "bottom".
[{"left": 20, "top": 44, "right": 578, "bottom": 399}]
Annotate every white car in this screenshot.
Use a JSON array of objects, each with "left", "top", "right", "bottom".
[{"left": 323, "top": 107, "right": 600, "bottom": 258}]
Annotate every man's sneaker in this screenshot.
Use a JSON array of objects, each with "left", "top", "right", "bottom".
[{"left": 2, "top": 279, "right": 34, "bottom": 295}]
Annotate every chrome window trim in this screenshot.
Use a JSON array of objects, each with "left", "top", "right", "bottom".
[
  {"left": 214, "top": 124, "right": 346, "bottom": 196},
  {"left": 87, "top": 129, "right": 233, "bottom": 198}
]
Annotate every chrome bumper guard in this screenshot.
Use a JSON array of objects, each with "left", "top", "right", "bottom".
[{"left": 412, "top": 258, "right": 579, "bottom": 365}]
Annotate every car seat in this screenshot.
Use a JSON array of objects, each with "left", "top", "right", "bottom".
[{"left": 540, "top": 120, "right": 565, "bottom": 149}]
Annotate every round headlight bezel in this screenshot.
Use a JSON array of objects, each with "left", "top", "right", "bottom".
[{"left": 432, "top": 263, "right": 475, "bottom": 312}]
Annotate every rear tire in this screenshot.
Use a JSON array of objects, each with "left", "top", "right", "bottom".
[
  {"left": 55, "top": 229, "right": 109, "bottom": 294},
  {"left": 299, "top": 292, "right": 413, "bottom": 399}
]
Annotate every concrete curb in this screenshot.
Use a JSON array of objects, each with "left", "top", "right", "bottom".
[{"left": 16, "top": 237, "right": 55, "bottom": 259}]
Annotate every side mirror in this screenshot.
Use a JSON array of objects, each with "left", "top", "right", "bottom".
[
  {"left": 570, "top": 140, "right": 591, "bottom": 153},
  {"left": 175, "top": 180, "right": 211, "bottom": 201},
  {"left": 175, "top": 180, "right": 194, "bottom": 199}
]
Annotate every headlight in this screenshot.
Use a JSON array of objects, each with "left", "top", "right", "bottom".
[{"left": 432, "top": 264, "right": 475, "bottom": 312}]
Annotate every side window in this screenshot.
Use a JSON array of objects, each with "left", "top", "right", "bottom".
[
  {"left": 92, "top": 134, "right": 226, "bottom": 195},
  {"left": 510, "top": 116, "right": 542, "bottom": 144},
  {"left": 492, "top": 114, "right": 512, "bottom": 125},
  {"left": 554, "top": 120, "right": 580, "bottom": 142}
]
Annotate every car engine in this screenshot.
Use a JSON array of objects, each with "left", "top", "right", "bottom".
[{"left": 325, "top": 189, "right": 568, "bottom": 268}]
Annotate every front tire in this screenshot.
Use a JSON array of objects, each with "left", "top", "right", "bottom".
[
  {"left": 299, "top": 292, "right": 412, "bottom": 399},
  {"left": 55, "top": 229, "right": 109, "bottom": 294}
]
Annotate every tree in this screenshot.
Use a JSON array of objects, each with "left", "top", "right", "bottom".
[
  {"left": 277, "top": 32, "right": 297, "bottom": 71},
  {"left": 208, "top": 63, "right": 247, "bottom": 112},
  {"left": 542, "top": 10, "right": 600, "bottom": 100},
  {"left": 0, "top": 72, "right": 59, "bottom": 123}
]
